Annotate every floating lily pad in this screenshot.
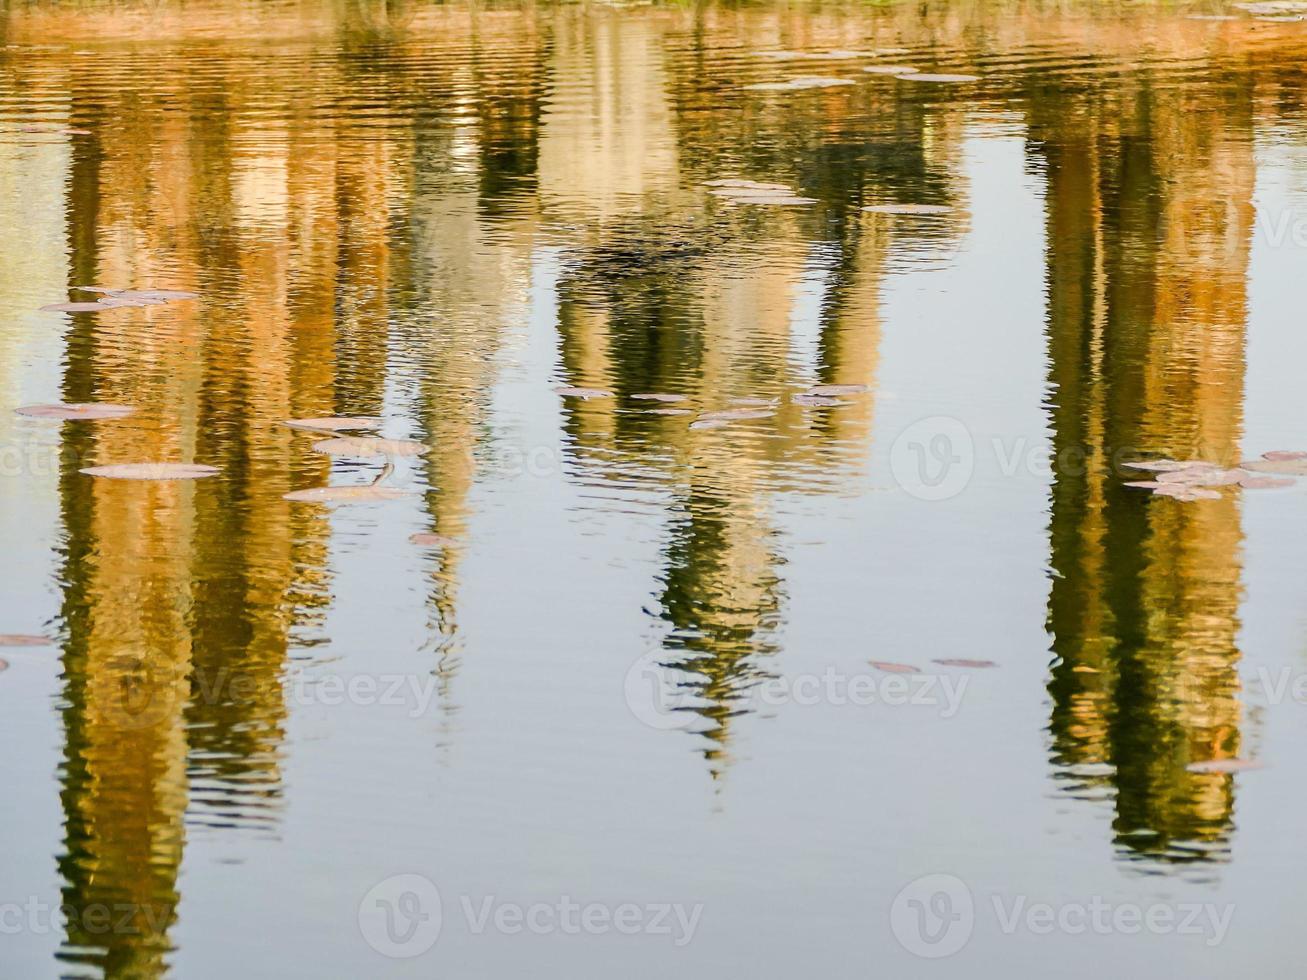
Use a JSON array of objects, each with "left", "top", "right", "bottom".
[
  {"left": 15, "top": 403, "right": 134, "bottom": 420},
  {"left": 932, "top": 658, "right": 997, "bottom": 668},
  {"left": 869, "top": 661, "right": 920, "bottom": 673},
  {"left": 896, "top": 72, "right": 980, "bottom": 83},
  {"left": 723, "top": 194, "right": 817, "bottom": 206},
  {"left": 81, "top": 462, "right": 219, "bottom": 480},
  {"left": 311, "top": 436, "right": 427, "bottom": 458},
  {"left": 728, "top": 397, "right": 777, "bottom": 407},
  {"left": 1121, "top": 459, "right": 1209, "bottom": 472},
  {"left": 39, "top": 302, "right": 109, "bottom": 312},
  {"left": 1156, "top": 466, "right": 1243, "bottom": 486},
  {"left": 631, "top": 393, "right": 687, "bottom": 402},
  {"left": 744, "top": 76, "right": 857, "bottom": 91},
  {"left": 863, "top": 203, "right": 950, "bottom": 215},
  {"left": 410, "top": 532, "right": 457, "bottom": 547},
  {"left": 554, "top": 386, "right": 613, "bottom": 400},
  {"left": 863, "top": 64, "right": 918, "bottom": 74},
  {"left": 1153, "top": 484, "right": 1221, "bottom": 501},
  {"left": 702, "top": 179, "right": 792, "bottom": 191},
  {"left": 0, "top": 634, "right": 53, "bottom": 647},
  {"left": 792, "top": 394, "right": 846, "bottom": 407},
  {"left": 283, "top": 417, "right": 382, "bottom": 433},
  {"left": 0, "top": 658, "right": 8, "bottom": 672},
  {"left": 284, "top": 485, "right": 415, "bottom": 503},
  {"left": 807, "top": 383, "right": 869, "bottom": 396},
  {"left": 647, "top": 408, "right": 693, "bottom": 416},
  {"left": 689, "top": 417, "right": 733, "bottom": 430},
  {"left": 1262, "top": 450, "right": 1307, "bottom": 461},
  {"left": 1239, "top": 475, "right": 1295, "bottom": 489},
  {"left": 1124, "top": 480, "right": 1163, "bottom": 490},
  {"left": 1186, "top": 758, "right": 1263, "bottom": 774},
  {"left": 1241, "top": 458, "right": 1307, "bottom": 475}
]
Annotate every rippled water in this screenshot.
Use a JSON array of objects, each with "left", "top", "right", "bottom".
[{"left": 3, "top": 0, "right": 1307, "bottom": 976}]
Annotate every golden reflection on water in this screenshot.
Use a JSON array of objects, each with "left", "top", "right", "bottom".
[{"left": 2, "top": 0, "right": 1306, "bottom": 972}]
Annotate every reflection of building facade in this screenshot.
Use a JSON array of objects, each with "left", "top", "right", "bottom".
[{"left": 1030, "top": 71, "right": 1254, "bottom": 866}]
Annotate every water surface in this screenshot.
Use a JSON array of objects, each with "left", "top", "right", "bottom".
[{"left": 3, "top": 1, "right": 1307, "bottom": 976}]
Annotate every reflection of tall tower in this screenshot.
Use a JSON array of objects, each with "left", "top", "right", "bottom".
[{"left": 1032, "top": 73, "right": 1254, "bottom": 867}]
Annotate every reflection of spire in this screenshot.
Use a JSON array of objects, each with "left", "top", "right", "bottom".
[{"left": 1033, "top": 76, "right": 1254, "bottom": 869}]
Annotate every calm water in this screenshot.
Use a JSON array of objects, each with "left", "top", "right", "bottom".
[{"left": 3, "top": 0, "right": 1307, "bottom": 975}]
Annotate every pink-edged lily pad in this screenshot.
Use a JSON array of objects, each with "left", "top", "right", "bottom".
[
  {"left": 869, "top": 661, "right": 920, "bottom": 674},
  {"left": 15, "top": 403, "right": 134, "bottom": 420},
  {"left": 284, "top": 485, "right": 415, "bottom": 503},
  {"left": 0, "top": 634, "right": 53, "bottom": 647},
  {"left": 80, "top": 462, "right": 218, "bottom": 480},
  {"left": 311, "top": 437, "right": 427, "bottom": 458}
]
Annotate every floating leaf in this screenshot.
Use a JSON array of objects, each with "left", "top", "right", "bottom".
[
  {"left": 791, "top": 394, "right": 846, "bottom": 407},
  {"left": 807, "top": 383, "right": 870, "bottom": 396},
  {"left": 15, "top": 403, "right": 134, "bottom": 420},
  {"left": 647, "top": 408, "right": 693, "bottom": 416},
  {"left": 863, "top": 64, "right": 918, "bottom": 75},
  {"left": 95, "top": 296, "right": 162, "bottom": 308},
  {"left": 284, "top": 485, "right": 414, "bottom": 503},
  {"left": 702, "top": 179, "right": 791, "bottom": 191},
  {"left": 721, "top": 194, "right": 817, "bottom": 206},
  {"left": 1239, "top": 475, "right": 1295, "bottom": 489},
  {"left": 869, "top": 661, "right": 920, "bottom": 674},
  {"left": 689, "top": 417, "right": 733, "bottom": 430},
  {"left": 1186, "top": 758, "right": 1263, "bottom": 774},
  {"left": 1122, "top": 459, "right": 1209, "bottom": 472},
  {"left": 410, "top": 532, "right": 457, "bottom": 547},
  {"left": 0, "top": 634, "right": 53, "bottom": 647},
  {"left": 631, "top": 393, "right": 687, "bottom": 402},
  {"left": 896, "top": 72, "right": 980, "bottom": 83},
  {"left": 744, "top": 76, "right": 856, "bottom": 91},
  {"left": 554, "top": 385, "right": 613, "bottom": 400},
  {"left": 1156, "top": 467, "right": 1243, "bottom": 487},
  {"left": 81, "top": 462, "right": 219, "bottom": 480},
  {"left": 1263, "top": 450, "right": 1307, "bottom": 462},
  {"left": 283, "top": 417, "right": 382, "bottom": 433},
  {"left": 932, "top": 658, "right": 997, "bottom": 668},
  {"left": 39, "top": 302, "right": 109, "bottom": 312},
  {"left": 863, "top": 203, "right": 950, "bottom": 215},
  {"left": 728, "top": 397, "right": 777, "bottom": 407},
  {"left": 1242, "top": 458, "right": 1307, "bottom": 475},
  {"left": 311, "top": 436, "right": 427, "bottom": 458}
]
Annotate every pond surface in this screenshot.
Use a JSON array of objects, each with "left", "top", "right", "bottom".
[{"left": 3, "top": 0, "right": 1307, "bottom": 976}]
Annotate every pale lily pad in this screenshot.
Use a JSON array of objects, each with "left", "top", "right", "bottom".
[
  {"left": 554, "top": 385, "right": 613, "bottom": 400},
  {"left": 0, "top": 634, "right": 53, "bottom": 647},
  {"left": 702, "top": 179, "right": 791, "bottom": 191},
  {"left": 283, "top": 417, "right": 382, "bottom": 433},
  {"left": 647, "top": 408, "right": 693, "bottom": 416},
  {"left": 728, "top": 397, "right": 777, "bottom": 407},
  {"left": 932, "top": 658, "right": 997, "bottom": 668},
  {"left": 863, "top": 64, "right": 918, "bottom": 74},
  {"left": 1156, "top": 467, "right": 1243, "bottom": 486},
  {"left": 0, "top": 658, "right": 8, "bottom": 672},
  {"left": 1263, "top": 450, "right": 1307, "bottom": 461},
  {"left": 284, "top": 485, "right": 414, "bottom": 503},
  {"left": 16, "top": 403, "right": 134, "bottom": 420},
  {"left": 631, "top": 393, "right": 687, "bottom": 402},
  {"left": 81, "top": 462, "right": 219, "bottom": 480},
  {"left": 689, "top": 417, "right": 733, "bottom": 430},
  {"left": 896, "top": 72, "right": 980, "bottom": 83},
  {"left": 39, "top": 302, "right": 109, "bottom": 312},
  {"left": 1241, "top": 458, "right": 1307, "bottom": 475},
  {"left": 722, "top": 194, "right": 817, "bottom": 206},
  {"left": 410, "top": 532, "right": 457, "bottom": 547},
  {"left": 744, "top": 76, "right": 856, "bottom": 91},
  {"left": 1123, "top": 481, "right": 1163, "bottom": 490},
  {"left": 1239, "top": 475, "right": 1295, "bottom": 489},
  {"left": 863, "top": 203, "right": 950, "bottom": 215},
  {"left": 791, "top": 394, "right": 846, "bottom": 407},
  {"left": 1122, "top": 459, "right": 1209, "bottom": 472},
  {"left": 1153, "top": 484, "right": 1221, "bottom": 501},
  {"left": 869, "top": 661, "right": 919, "bottom": 674},
  {"left": 807, "top": 383, "right": 869, "bottom": 396},
  {"left": 1186, "top": 758, "right": 1263, "bottom": 774},
  {"left": 312, "top": 436, "right": 427, "bottom": 458}
]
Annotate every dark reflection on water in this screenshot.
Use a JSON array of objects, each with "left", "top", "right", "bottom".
[{"left": 2, "top": 0, "right": 1307, "bottom": 973}]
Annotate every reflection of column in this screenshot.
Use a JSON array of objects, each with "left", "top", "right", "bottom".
[{"left": 1034, "top": 77, "right": 1254, "bottom": 865}]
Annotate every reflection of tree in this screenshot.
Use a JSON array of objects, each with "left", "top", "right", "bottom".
[{"left": 1032, "top": 72, "right": 1254, "bottom": 869}]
